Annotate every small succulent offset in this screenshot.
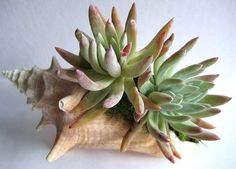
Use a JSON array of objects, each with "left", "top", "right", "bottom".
[{"left": 2, "top": 3, "right": 231, "bottom": 163}]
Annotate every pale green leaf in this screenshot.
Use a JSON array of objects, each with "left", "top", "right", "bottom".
[
  {"left": 199, "top": 95, "right": 231, "bottom": 106},
  {"left": 148, "top": 91, "right": 173, "bottom": 104}
]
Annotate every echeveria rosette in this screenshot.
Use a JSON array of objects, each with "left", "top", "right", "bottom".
[
  {"left": 121, "top": 37, "right": 231, "bottom": 163},
  {"left": 54, "top": 3, "right": 173, "bottom": 127}
]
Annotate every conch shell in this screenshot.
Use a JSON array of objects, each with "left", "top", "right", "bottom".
[{"left": 3, "top": 57, "right": 193, "bottom": 162}]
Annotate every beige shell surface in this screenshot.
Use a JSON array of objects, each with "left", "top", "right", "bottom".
[
  {"left": 46, "top": 113, "right": 164, "bottom": 162},
  {"left": 46, "top": 112, "right": 199, "bottom": 162},
  {"left": 3, "top": 57, "right": 198, "bottom": 162}
]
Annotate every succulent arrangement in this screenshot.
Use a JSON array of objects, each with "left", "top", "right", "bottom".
[{"left": 3, "top": 3, "right": 231, "bottom": 163}]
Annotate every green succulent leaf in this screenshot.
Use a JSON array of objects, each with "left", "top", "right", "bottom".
[
  {"left": 75, "top": 69, "right": 114, "bottom": 91},
  {"left": 104, "top": 46, "right": 121, "bottom": 77},
  {"left": 97, "top": 43, "right": 107, "bottom": 71},
  {"left": 184, "top": 58, "right": 219, "bottom": 78},
  {"left": 75, "top": 28, "right": 93, "bottom": 41},
  {"left": 147, "top": 111, "right": 170, "bottom": 142},
  {"left": 199, "top": 57, "right": 218, "bottom": 69},
  {"left": 188, "top": 131, "right": 220, "bottom": 141},
  {"left": 162, "top": 90, "right": 176, "bottom": 98},
  {"left": 161, "top": 103, "right": 183, "bottom": 111},
  {"left": 158, "top": 78, "right": 184, "bottom": 91},
  {"left": 96, "top": 32, "right": 108, "bottom": 48},
  {"left": 159, "top": 33, "right": 175, "bottom": 56},
  {"left": 178, "top": 85, "right": 200, "bottom": 95},
  {"left": 153, "top": 34, "right": 174, "bottom": 80},
  {"left": 111, "top": 6, "right": 124, "bottom": 39},
  {"left": 123, "top": 55, "right": 153, "bottom": 78},
  {"left": 179, "top": 103, "right": 206, "bottom": 113},
  {"left": 156, "top": 140, "right": 175, "bottom": 163},
  {"left": 78, "top": 33, "right": 90, "bottom": 62},
  {"left": 137, "top": 70, "right": 152, "bottom": 89},
  {"left": 154, "top": 55, "right": 167, "bottom": 82},
  {"left": 172, "top": 64, "right": 202, "bottom": 79},
  {"left": 188, "top": 74, "right": 219, "bottom": 82},
  {"left": 186, "top": 80, "right": 203, "bottom": 86},
  {"left": 124, "top": 79, "right": 144, "bottom": 115},
  {"left": 140, "top": 94, "right": 161, "bottom": 112},
  {"left": 199, "top": 95, "right": 231, "bottom": 106},
  {"left": 89, "top": 5, "right": 107, "bottom": 43},
  {"left": 131, "top": 19, "right": 173, "bottom": 63},
  {"left": 72, "top": 87, "right": 110, "bottom": 115},
  {"left": 198, "top": 82, "right": 214, "bottom": 91},
  {"left": 103, "top": 78, "right": 124, "bottom": 108},
  {"left": 125, "top": 3, "right": 137, "bottom": 30},
  {"left": 183, "top": 91, "right": 206, "bottom": 102},
  {"left": 170, "top": 121, "right": 202, "bottom": 134},
  {"left": 148, "top": 91, "right": 173, "bottom": 104},
  {"left": 161, "top": 112, "right": 191, "bottom": 122},
  {"left": 192, "top": 118, "right": 215, "bottom": 129},
  {"left": 186, "top": 108, "right": 221, "bottom": 118},
  {"left": 55, "top": 47, "right": 89, "bottom": 69},
  {"left": 189, "top": 91, "right": 208, "bottom": 103},
  {"left": 105, "top": 19, "right": 118, "bottom": 44},
  {"left": 156, "top": 37, "right": 198, "bottom": 84},
  {"left": 126, "top": 20, "right": 137, "bottom": 55},
  {"left": 172, "top": 94, "right": 183, "bottom": 104},
  {"left": 169, "top": 141, "right": 181, "bottom": 159},
  {"left": 111, "top": 38, "right": 120, "bottom": 57},
  {"left": 120, "top": 32, "right": 128, "bottom": 50},
  {"left": 89, "top": 40, "right": 107, "bottom": 74},
  {"left": 139, "top": 80, "right": 155, "bottom": 96}
]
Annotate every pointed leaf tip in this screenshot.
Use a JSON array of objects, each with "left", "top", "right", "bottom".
[
  {"left": 167, "top": 18, "right": 174, "bottom": 28},
  {"left": 126, "top": 19, "right": 137, "bottom": 54},
  {"left": 103, "top": 78, "right": 124, "bottom": 108},
  {"left": 199, "top": 95, "right": 231, "bottom": 106},
  {"left": 132, "top": 18, "right": 173, "bottom": 62},
  {"left": 55, "top": 47, "right": 81, "bottom": 68},
  {"left": 180, "top": 37, "right": 198, "bottom": 53},
  {"left": 94, "top": 6, "right": 106, "bottom": 23},
  {"left": 111, "top": 6, "right": 123, "bottom": 38},
  {"left": 75, "top": 69, "right": 114, "bottom": 91},
  {"left": 160, "top": 33, "right": 175, "bottom": 56},
  {"left": 125, "top": 2, "right": 137, "bottom": 29},
  {"left": 199, "top": 57, "right": 219, "bottom": 69},
  {"left": 192, "top": 118, "right": 216, "bottom": 129},
  {"left": 122, "top": 43, "right": 132, "bottom": 57},
  {"left": 189, "top": 131, "right": 220, "bottom": 141},
  {"left": 89, "top": 4, "right": 106, "bottom": 40}
]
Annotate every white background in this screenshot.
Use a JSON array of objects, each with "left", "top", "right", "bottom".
[{"left": 0, "top": 0, "right": 236, "bottom": 168}]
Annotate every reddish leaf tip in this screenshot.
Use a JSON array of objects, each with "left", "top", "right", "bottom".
[
  {"left": 75, "top": 28, "right": 79, "bottom": 32},
  {"left": 168, "top": 155, "right": 175, "bottom": 163},
  {"left": 89, "top": 4, "right": 94, "bottom": 10},
  {"left": 54, "top": 47, "right": 60, "bottom": 52},
  {"left": 75, "top": 69, "right": 83, "bottom": 77},
  {"left": 215, "top": 135, "right": 221, "bottom": 140},
  {"left": 122, "top": 43, "right": 132, "bottom": 57}
]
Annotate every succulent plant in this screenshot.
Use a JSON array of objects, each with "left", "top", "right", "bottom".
[
  {"left": 120, "top": 36, "right": 231, "bottom": 162},
  {"left": 2, "top": 3, "right": 231, "bottom": 163},
  {"left": 54, "top": 3, "right": 172, "bottom": 128}
]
